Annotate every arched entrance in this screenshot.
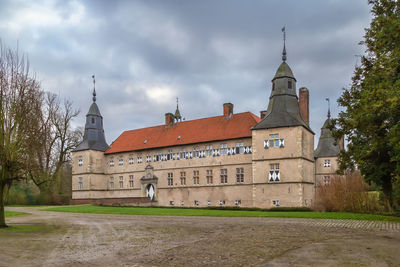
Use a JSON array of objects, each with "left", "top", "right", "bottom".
[{"left": 146, "top": 184, "right": 155, "bottom": 200}]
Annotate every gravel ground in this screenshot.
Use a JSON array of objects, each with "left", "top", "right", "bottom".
[{"left": 2, "top": 206, "right": 400, "bottom": 267}]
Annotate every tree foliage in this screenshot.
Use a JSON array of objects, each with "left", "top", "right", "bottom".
[{"left": 333, "top": 0, "right": 400, "bottom": 206}]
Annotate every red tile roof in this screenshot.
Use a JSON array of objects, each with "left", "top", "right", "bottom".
[{"left": 105, "top": 112, "right": 261, "bottom": 154}]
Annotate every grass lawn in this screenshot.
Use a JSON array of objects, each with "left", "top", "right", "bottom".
[
  {"left": 5, "top": 211, "right": 28, "bottom": 217},
  {"left": 0, "top": 224, "right": 57, "bottom": 233},
  {"left": 43, "top": 205, "right": 400, "bottom": 222}
]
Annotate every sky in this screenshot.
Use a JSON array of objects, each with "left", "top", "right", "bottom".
[{"left": 0, "top": 0, "right": 372, "bottom": 145}]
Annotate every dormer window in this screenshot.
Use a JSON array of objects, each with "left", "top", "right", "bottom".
[{"left": 288, "top": 80, "right": 292, "bottom": 89}]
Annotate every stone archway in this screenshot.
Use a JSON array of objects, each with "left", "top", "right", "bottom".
[{"left": 141, "top": 165, "right": 158, "bottom": 201}]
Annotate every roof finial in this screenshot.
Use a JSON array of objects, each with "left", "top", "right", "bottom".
[
  {"left": 92, "top": 74, "right": 96, "bottom": 102},
  {"left": 281, "top": 26, "right": 287, "bottom": 62},
  {"left": 174, "top": 97, "right": 182, "bottom": 122},
  {"left": 326, "top": 98, "right": 331, "bottom": 120}
]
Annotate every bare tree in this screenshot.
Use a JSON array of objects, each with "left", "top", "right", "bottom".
[
  {"left": 29, "top": 92, "right": 81, "bottom": 202},
  {"left": 0, "top": 43, "right": 43, "bottom": 227}
]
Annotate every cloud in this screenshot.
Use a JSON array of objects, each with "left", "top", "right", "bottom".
[{"left": 0, "top": 0, "right": 372, "bottom": 145}]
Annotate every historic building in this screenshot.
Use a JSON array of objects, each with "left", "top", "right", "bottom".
[{"left": 71, "top": 44, "right": 341, "bottom": 208}]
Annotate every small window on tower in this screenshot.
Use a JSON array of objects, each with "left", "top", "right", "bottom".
[
  {"left": 272, "top": 83, "right": 275, "bottom": 91},
  {"left": 92, "top": 117, "right": 95, "bottom": 124},
  {"left": 288, "top": 80, "right": 292, "bottom": 89}
]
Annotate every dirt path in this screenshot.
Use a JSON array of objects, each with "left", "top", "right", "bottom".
[{"left": 2, "top": 207, "right": 400, "bottom": 266}]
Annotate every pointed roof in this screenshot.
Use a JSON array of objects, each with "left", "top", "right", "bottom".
[
  {"left": 73, "top": 76, "right": 109, "bottom": 152},
  {"left": 253, "top": 30, "right": 312, "bottom": 133},
  {"left": 272, "top": 62, "right": 296, "bottom": 81},
  {"left": 315, "top": 117, "right": 340, "bottom": 158},
  {"left": 105, "top": 112, "right": 260, "bottom": 154}
]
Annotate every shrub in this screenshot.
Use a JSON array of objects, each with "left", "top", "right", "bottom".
[{"left": 315, "top": 171, "right": 384, "bottom": 213}]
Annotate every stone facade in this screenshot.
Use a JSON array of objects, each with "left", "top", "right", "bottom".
[{"left": 72, "top": 48, "right": 340, "bottom": 209}]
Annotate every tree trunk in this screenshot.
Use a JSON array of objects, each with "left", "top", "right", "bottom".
[
  {"left": 0, "top": 183, "right": 7, "bottom": 228},
  {"left": 382, "top": 177, "right": 393, "bottom": 208}
]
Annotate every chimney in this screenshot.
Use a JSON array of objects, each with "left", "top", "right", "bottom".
[
  {"left": 165, "top": 113, "right": 174, "bottom": 127},
  {"left": 223, "top": 103, "right": 233, "bottom": 117},
  {"left": 339, "top": 136, "right": 345, "bottom": 151},
  {"left": 298, "top": 87, "right": 309, "bottom": 125},
  {"left": 260, "top": 110, "right": 267, "bottom": 119}
]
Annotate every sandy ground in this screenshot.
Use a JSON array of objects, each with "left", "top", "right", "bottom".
[{"left": 1, "top": 207, "right": 400, "bottom": 267}]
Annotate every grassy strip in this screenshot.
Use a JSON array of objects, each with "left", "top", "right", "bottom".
[
  {"left": 0, "top": 224, "right": 60, "bottom": 233},
  {"left": 5, "top": 211, "right": 28, "bottom": 217},
  {"left": 43, "top": 205, "right": 400, "bottom": 222}
]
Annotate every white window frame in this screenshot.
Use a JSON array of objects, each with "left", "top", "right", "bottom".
[
  {"left": 128, "top": 156, "right": 134, "bottom": 165},
  {"left": 129, "top": 175, "right": 134, "bottom": 188},
  {"left": 109, "top": 159, "right": 114, "bottom": 167},
  {"left": 78, "top": 177, "right": 83, "bottom": 190},
  {"left": 118, "top": 158, "right": 124, "bottom": 166},
  {"left": 78, "top": 158, "right": 83, "bottom": 166},
  {"left": 324, "top": 159, "right": 331, "bottom": 167},
  {"left": 269, "top": 163, "right": 280, "bottom": 182}
]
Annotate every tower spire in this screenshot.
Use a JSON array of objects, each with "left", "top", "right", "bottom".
[
  {"left": 326, "top": 98, "right": 331, "bottom": 120},
  {"left": 282, "top": 26, "right": 287, "bottom": 62},
  {"left": 92, "top": 74, "right": 96, "bottom": 102},
  {"left": 174, "top": 97, "right": 182, "bottom": 122}
]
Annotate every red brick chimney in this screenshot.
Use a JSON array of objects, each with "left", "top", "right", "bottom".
[
  {"left": 298, "top": 87, "right": 309, "bottom": 125},
  {"left": 223, "top": 103, "right": 233, "bottom": 117},
  {"left": 165, "top": 113, "right": 174, "bottom": 127},
  {"left": 260, "top": 110, "right": 267, "bottom": 119}
]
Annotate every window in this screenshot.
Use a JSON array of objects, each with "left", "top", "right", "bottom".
[
  {"left": 78, "top": 157, "right": 83, "bottom": 166},
  {"left": 193, "top": 146, "right": 199, "bottom": 158},
  {"left": 236, "top": 142, "right": 244, "bottom": 154},
  {"left": 129, "top": 156, "right": 134, "bottom": 165},
  {"left": 272, "top": 200, "right": 280, "bottom": 206},
  {"left": 194, "top": 200, "right": 199, "bottom": 206},
  {"left": 264, "top": 134, "right": 284, "bottom": 148},
  {"left": 78, "top": 177, "right": 83, "bottom": 190},
  {"left": 219, "top": 200, "right": 225, "bottom": 205},
  {"left": 206, "top": 169, "right": 213, "bottom": 184},
  {"left": 324, "top": 159, "right": 331, "bottom": 167},
  {"left": 109, "top": 177, "right": 114, "bottom": 189},
  {"left": 181, "top": 201, "right": 184, "bottom": 206},
  {"left": 236, "top": 168, "right": 244, "bottom": 183},
  {"left": 91, "top": 117, "right": 95, "bottom": 124},
  {"left": 220, "top": 143, "right": 228, "bottom": 155},
  {"left": 109, "top": 159, "right": 114, "bottom": 167},
  {"left": 193, "top": 170, "right": 200, "bottom": 185},
  {"left": 118, "top": 158, "right": 124, "bottom": 166},
  {"left": 146, "top": 155, "right": 151, "bottom": 163},
  {"left": 167, "top": 173, "right": 173, "bottom": 186},
  {"left": 288, "top": 80, "right": 292, "bottom": 89},
  {"left": 180, "top": 171, "right": 186, "bottom": 186},
  {"left": 323, "top": 175, "right": 330, "bottom": 185},
  {"left": 169, "top": 201, "right": 175, "bottom": 206},
  {"left": 179, "top": 148, "right": 186, "bottom": 159},
  {"left": 119, "top": 176, "right": 123, "bottom": 188},
  {"left": 206, "top": 145, "right": 213, "bottom": 156},
  {"left": 269, "top": 164, "right": 280, "bottom": 182},
  {"left": 207, "top": 200, "right": 211, "bottom": 206},
  {"left": 220, "top": 169, "right": 228, "bottom": 184},
  {"left": 234, "top": 200, "right": 241, "bottom": 206},
  {"left": 137, "top": 156, "right": 142, "bottom": 163},
  {"left": 129, "top": 175, "right": 134, "bottom": 188}
]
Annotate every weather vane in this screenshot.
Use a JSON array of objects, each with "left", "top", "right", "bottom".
[
  {"left": 282, "top": 26, "right": 287, "bottom": 62},
  {"left": 92, "top": 74, "right": 96, "bottom": 102},
  {"left": 326, "top": 98, "right": 331, "bottom": 119}
]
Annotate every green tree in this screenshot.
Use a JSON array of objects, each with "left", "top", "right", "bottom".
[
  {"left": 0, "top": 44, "right": 43, "bottom": 227},
  {"left": 333, "top": 0, "right": 400, "bottom": 207}
]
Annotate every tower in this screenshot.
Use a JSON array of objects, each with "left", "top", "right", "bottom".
[
  {"left": 71, "top": 76, "right": 109, "bottom": 202},
  {"left": 251, "top": 28, "right": 315, "bottom": 208},
  {"left": 314, "top": 99, "right": 341, "bottom": 186}
]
